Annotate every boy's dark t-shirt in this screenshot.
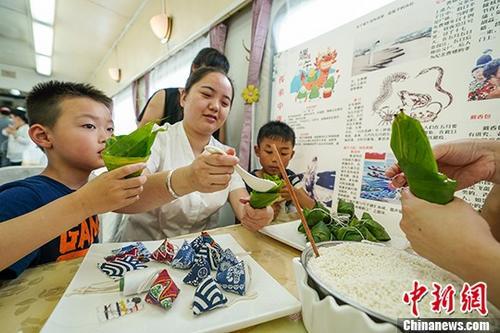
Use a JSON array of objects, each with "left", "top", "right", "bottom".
[{"left": 0, "top": 175, "right": 99, "bottom": 279}]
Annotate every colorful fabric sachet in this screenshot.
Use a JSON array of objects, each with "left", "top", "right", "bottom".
[
  {"left": 191, "top": 232, "right": 223, "bottom": 254},
  {"left": 215, "top": 261, "right": 247, "bottom": 296},
  {"left": 106, "top": 242, "right": 151, "bottom": 263},
  {"left": 98, "top": 255, "right": 147, "bottom": 279},
  {"left": 98, "top": 296, "right": 144, "bottom": 321},
  {"left": 145, "top": 269, "right": 180, "bottom": 310},
  {"left": 195, "top": 243, "right": 221, "bottom": 271},
  {"left": 151, "top": 239, "right": 176, "bottom": 264},
  {"left": 216, "top": 248, "right": 239, "bottom": 275},
  {"left": 183, "top": 257, "right": 211, "bottom": 287},
  {"left": 201, "top": 231, "right": 223, "bottom": 253},
  {"left": 192, "top": 276, "right": 228, "bottom": 315},
  {"left": 171, "top": 240, "right": 195, "bottom": 269}
]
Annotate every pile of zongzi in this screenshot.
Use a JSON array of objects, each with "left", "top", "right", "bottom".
[{"left": 298, "top": 199, "right": 391, "bottom": 243}]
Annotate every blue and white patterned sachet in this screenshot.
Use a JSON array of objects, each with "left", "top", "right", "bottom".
[
  {"left": 192, "top": 276, "right": 227, "bottom": 315},
  {"left": 171, "top": 240, "right": 195, "bottom": 269},
  {"left": 195, "top": 243, "right": 221, "bottom": 271},
  {"left": 98, "top": 256, "right": 147, "bottom": 279},
  {"left": 215, "top": 260, "right": 247, "bottom": 295},
  {"left": 216, "top": 248, "right": 239, "bottom": 275},
  {"left": 183, "top": 257, "right": 211, "bottom": 287}
]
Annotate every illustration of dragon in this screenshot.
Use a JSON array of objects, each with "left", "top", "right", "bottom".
[
  {"left": 372, "top": 66, "right": 454, "bottom": 124},
  {"left": 405, "top": 66, "right": 453, "bottom": 122},
  {"left": 371, "top": 72, "right": 409, "bottom": 113},
  {"left": 292, "top": 48, "right": 339, "bottom": 102},
  {"left": 300, "top": 50, "right": 337, "bottom": 91}
]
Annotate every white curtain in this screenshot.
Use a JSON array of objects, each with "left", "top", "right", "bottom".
[
  {"left": 112, "top": 84, "right": 136, "bottom": 135},
  {"left": 149, "top": 36, "right": 210, "bottom": 96}
]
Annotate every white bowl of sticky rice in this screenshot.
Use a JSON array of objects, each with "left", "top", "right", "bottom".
[{"left": 299, "top": 241, "right": 499, "bottom": 330}]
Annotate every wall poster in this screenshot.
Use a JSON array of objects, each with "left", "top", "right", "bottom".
[{"left": 270, "top": 0, "right": 500, "bottom": 237}]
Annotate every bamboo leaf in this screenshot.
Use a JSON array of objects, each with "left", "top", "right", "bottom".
[{"left": 390, "top": 110, "right": 456, "bottom": 204}]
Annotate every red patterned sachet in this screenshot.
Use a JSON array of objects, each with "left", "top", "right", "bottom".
[{"left": 145, "top": 269, "right": 180, "bottom": 310}]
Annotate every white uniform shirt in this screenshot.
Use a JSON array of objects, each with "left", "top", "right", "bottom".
[
  {"left": 117, "top": 122, "right": 245, "bottom": 241},
  {"left": 2, "top": 124, "right": 34, "bottom": 163}
]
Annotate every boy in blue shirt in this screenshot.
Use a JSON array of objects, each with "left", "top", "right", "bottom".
[
  {"left": 251, "top": 121, "right": 315, "bottom": 221},
  {"left": 0, "top": 81, "right": 146, "bottom": 278}
]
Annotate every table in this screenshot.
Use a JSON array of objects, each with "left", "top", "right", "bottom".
[{"left": 0, "top": 224, "right": 306, "bottom": 333}]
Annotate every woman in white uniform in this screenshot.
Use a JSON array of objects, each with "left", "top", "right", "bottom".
[{"left": 117, "top": 67, "right": 273, "bottom": 241}]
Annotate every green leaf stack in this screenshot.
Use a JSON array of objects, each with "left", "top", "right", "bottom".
[
  {"left": 102, "top": 122, "right": 165, "bottom": 177},
  {"left": 390, "top": 110, "right": 456, "bottom": 204},
  {"left": 297, "top": 199, "right": 391, "bottom": 243}
]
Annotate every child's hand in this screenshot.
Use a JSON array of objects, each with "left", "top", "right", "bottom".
[
  {"left": 279, "top": 187, "right": 292, "bottom": 202},
  {"left": 271, "top": 201, "right": 281, "bottom": 220},
  {"left": 239, "top": 198, "right": 274, "bottom": 231},
  {"left": 75, "top": 163, "right": 147, "bottom": 215}
]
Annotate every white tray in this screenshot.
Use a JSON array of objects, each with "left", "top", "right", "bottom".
[
  {"left": 260, "top": 220, "right": 409, "bottom": 251},
  {"left": 42, "top": 234, "right": 301, "bottom": 333}
]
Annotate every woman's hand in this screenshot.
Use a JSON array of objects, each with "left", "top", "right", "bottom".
[
  {"left": 239, "top": 198, "right": 274, "bottom": 231},
  {"left": 187, "top": 148, "right": 239, "bottom": 193},
  {"left": 75, "top": 163, "right": 147, "bottom": 215},
  {"left": 400, "top": 188, "right": 495, "bottom": 277}
]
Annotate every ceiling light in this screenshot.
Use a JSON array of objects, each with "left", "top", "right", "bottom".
[
  {"left": 35, "top": 54, "right": 52, "bottom": 76},
  {"left": 108, "top": 68, "right": 122, "bottom": 82},
  {"left": 9, "top": 89, "right": 21, "bottom": 96},
  {"left": 32, "top": 22, "right": 54, "bottom": 56},
  {"left": 150, "top": 14, "right": 173, "bottom": 44},
  {"left": 30, "top": 0, "right": 56, "bottom": 25}
]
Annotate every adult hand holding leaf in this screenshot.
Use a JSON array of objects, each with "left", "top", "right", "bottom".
[{"left": 390, "top": 110, "right": 457, "bottom": 204}]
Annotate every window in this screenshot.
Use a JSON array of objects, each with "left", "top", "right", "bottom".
[
  {"left": 112, "top": 85, "right": 136, "bottom": 135},
  {"left": 149, "top": 36, "right": 210, "bottom": 96},
  {"left": 273, "top": 0, "right": 395, "bottom": 53}
]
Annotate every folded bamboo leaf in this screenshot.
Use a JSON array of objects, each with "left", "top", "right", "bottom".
[
  {"left": 249, "top": 173, "right": 285, "bottom": 209},
  {"left": 390, "top": 110, "right": 456, "bottom": 204},
  {"left": 102, "top": 122, "right": 165, "bottom": 177},
  {"left": 337, "top": 198, "right": 355, "bottom": 219},
  {"left": 311, "top": 221, "right": 331, "bottom": 243},
  {"left": 361, "top": 212, "right": 391, "bottom": 241},
  {"left": 336, "top": 226, "right": 364, "bottom": 241}
]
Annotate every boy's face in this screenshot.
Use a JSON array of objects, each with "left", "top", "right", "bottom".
[
  {"left": 254, "top": 137, "right": 294, "bottom": 176},
  {"left": 47, "top": 97, "right": 114, "bottom": 171}
]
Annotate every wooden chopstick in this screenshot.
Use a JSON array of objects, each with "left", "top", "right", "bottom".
[{"left": 271, "top": 144, "right": 320, "bottom": 257}]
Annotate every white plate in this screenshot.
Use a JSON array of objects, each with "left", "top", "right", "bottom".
[
  {"left": 42, "top": 234, "right": 301, "bottom": 333},
  {"left": 260, "top": 220, "right": 409, "bottom": 251}
]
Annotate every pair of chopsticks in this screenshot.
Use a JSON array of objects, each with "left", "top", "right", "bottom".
[{"left": 271, "top": 144, "right": 320, "bottom": 257}]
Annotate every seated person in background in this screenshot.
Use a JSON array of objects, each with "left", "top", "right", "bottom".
[
  {"left": 251, "top": 121, "right": 316, "bottom": 221},
  {"left": 137, "top": 47, "right": 230, "bottom": 141},
  {"left": 2, "top": 108, "right": 34, "bottom": 166},
  {"left": 0, "top": 81, "right": 147, "bottom": 278}
]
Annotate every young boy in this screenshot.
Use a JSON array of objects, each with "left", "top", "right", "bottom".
[
  {"left": 252, "top": 121, "right": 316, "bottom": 221},
  {"left": 0, "top": 81, "right": 146, "bottom": 278}
]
